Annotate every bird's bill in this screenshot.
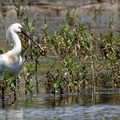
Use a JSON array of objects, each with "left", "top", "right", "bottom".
[{"left": 21, "top": 28, "right": 43, "bottom": 50}]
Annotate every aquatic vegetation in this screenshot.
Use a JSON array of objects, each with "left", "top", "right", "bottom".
[
  {"left": 45, "top": 14, "right": 120, "bottom": 93},
  {"left": 0, "top": 3, "right": 120, "bottom": 99}
]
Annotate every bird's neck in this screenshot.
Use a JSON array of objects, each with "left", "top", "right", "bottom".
[{"left": 10, "top": 32, "right": 22, "bottom": 56}]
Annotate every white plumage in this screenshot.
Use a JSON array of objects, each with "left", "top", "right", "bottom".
[
  {"left": 0, "top": 23, "right": 42, "bottom": 79},
  {"left": 0, "top": 23, "right": 23, "bottom": 79}
]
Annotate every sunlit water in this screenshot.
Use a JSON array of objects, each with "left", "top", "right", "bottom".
[{"left": 0, "top": 2, "right": 120, "bottom": 120}]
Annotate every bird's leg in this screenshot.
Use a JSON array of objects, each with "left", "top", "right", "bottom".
[
  {"left": 1, "top": 96, "right": 5, "bottom": 108},
  {"left": 1, "top": 71, "right": 8, "bottom": 99},
  {"left": 13, "top": 78, "right": 16, "bottom": 101},
  {"left": 1, "top": 86, "right": 5, "bottom": 108},
  {"left": 1, "top": 87, "right": 5, "bottom": 100}
]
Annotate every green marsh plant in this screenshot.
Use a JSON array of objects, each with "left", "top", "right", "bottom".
[{"left": 0, "top": 3, "right": 120, "bottom": 98}]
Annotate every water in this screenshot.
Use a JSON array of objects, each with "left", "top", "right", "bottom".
[
  {"left": 0, "top": 2, "right": 120, "bottom": 120},
  {"left": 1, "top": 91, "right": 120, "bottom": 120}
]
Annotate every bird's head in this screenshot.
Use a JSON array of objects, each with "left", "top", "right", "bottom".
[
  {"left": 6, "top": 23, "right": 44, "bottom": 51},
  {"left": 13, "top": 23, "right": 22, "bottom": 34},
  {"left": 7, "top": 23, "right": 23, "bottom": 34}
]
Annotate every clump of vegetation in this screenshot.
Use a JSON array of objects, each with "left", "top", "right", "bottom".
[
  {"left": 0, "top": 3, "right": 120, "bottom": 99},
  {"left": 44, "top": 8, "right": 120, "bottom": 94}
]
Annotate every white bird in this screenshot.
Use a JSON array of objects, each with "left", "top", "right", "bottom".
[{"left": 0, "top": 23, "right": 42, "bottom": 79}]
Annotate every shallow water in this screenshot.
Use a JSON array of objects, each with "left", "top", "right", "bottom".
[
  {"left": 1, "top": 90, "right": 120, "bottom": 120},
  {"left": 0, "top": 3, "right": 120, "bottom": 120}
]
